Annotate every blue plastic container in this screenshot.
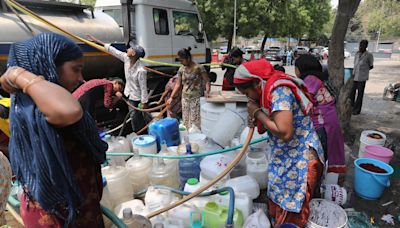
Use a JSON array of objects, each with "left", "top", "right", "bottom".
[
  {"left": 149, "top": 117, "right": 180, "bottom": 151},
  {"left": 354, "top": 158, "right": 393, "bottom": 200},
  {"left": 344, "top": 68, "right": 353, "bottom": 84},
  {"left": 179, "top": 144, "right": 201, "bottom": 188}
]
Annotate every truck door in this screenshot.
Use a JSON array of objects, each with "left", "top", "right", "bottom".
[
  {"left": 134, "top": 5, "right": 174, "bottom": 64},
  {"left": 170, "top": 10, "right": 206, "bottom": 64}
]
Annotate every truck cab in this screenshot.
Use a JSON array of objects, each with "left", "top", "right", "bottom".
[{"left": 95, "top": 0, "right": 211, "bottom": 73}]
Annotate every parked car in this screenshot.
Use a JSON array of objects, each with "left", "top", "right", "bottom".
[
  {"left": 321, "top": 48, "right": 351, "bottom": 59},
  {"left": 265, "top": 47, "right": 282, "bottom": 62},
  {"left": 267, "top": 46, "right": 281, "bottom": 52},
  {"left": 294, "top": 46, "right": 309, "bottom": 55},
  {"left": 309, "top": 47, "right": 324, "bottom": 60},
  {"left": 344, "top": 49, "right": 351, "bottom": 58},
  {"left": 243, "top": 48, "right": 262, "bottom": 60}
]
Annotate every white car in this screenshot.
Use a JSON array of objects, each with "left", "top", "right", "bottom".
[{"left": 344, "top": 49, "right": 351, "bottom": 58}]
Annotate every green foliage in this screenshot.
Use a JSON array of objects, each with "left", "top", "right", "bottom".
[
  {"left": 196, "top": 0, "right": 331, "bottom": 43},
  {"left": 355, "top": 0, "right": 400, "bottom": 40}
]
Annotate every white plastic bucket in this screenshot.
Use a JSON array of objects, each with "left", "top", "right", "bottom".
[
  {"left": 323, "top": 184, "right": 347, "bottom": 206},
  {"left": 209, "top": 109, "right": 244, "bottom": 147},
  {"left": 307, "top": 199, "right": 347, "bottom": 228},
  {"left": 358, "top": 130, "right": 386, "bottom": 157}
]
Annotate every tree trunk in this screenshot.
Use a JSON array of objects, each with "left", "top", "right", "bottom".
[
  {"left": 260, "top": 34, "right": 268, "bottom": 55},
  {"left": 328, "top": 0, "right": 361, "bottom": 127},
  {"left": 227, "top": 28, "right": 234, "bottom": 52}
]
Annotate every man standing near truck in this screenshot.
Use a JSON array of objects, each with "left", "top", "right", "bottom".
[{"left": 87, "top": 34, "right": 149, "bottom": 131}]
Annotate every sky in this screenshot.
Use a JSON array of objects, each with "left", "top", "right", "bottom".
[{"left": 331, "top": 0, "right": 338, "bottom": 8}]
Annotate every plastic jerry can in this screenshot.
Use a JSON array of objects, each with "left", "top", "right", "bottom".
[
  {"left": 203, "top": 202, "right": 244, "bottom": 228},
  {"left": 149, "top": 117, "right": 180, "bottom": 150}
]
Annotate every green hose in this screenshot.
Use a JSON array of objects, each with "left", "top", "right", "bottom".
[
  {"left": 101, "top": 205, "right": 127, "bottom": 228},
  {"left": 7, "top": 195, "right": 20, "bottom": 208},
  {"left": 106, "top": 136, "right": 268, "bottom": 159}
]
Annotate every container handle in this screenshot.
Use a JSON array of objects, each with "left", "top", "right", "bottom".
[{"left": 372, "top": 174, "right": 390, "bottom": 187}]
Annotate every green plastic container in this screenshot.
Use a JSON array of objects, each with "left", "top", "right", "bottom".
[{"left": 203, "top": 202, "right": 244, "bottom": 228}]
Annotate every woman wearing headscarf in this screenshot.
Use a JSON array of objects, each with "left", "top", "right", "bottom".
[
  {"left": 234, "top": 59, "right": 324, "bottom": 227},
  {"left": 295, "top": 54, "right": 346, "bottom": 174},
  {"left": 0, "top": 33, "right": 107, "bottom": 227}
]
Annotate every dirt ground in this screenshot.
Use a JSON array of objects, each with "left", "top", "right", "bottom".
[{"left": 340, "top": 57, "right": 400, "bottom": 228}]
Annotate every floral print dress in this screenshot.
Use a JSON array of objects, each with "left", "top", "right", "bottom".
[{"left": 265, "top": 86, "right": 324, "bottom": 213}]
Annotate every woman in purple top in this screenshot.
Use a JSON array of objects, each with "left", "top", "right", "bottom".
[{"left": 295, "top": 55, "right": 346, "bottom": 173}]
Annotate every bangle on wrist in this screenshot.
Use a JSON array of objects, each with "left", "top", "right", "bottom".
[
  {"left": 12, "top": 68, "right": 27, "bottom": 85},
  {"left": 22, "top": 76, "right": 45, "bottom": 93}
]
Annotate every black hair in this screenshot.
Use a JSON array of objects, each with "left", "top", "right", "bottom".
[
  {"left": 295, "top": 54, "right": 327, "bottom": 81},
  {"left": 109, "top": 77, "right": 125, "bottom": 90},
  {"left": 230, "top": 47, "right": 244, "bottom": 58},
  {"left": 273, "top": 64, "right": 285, "bottom": 73},
  {"left": 360, "top": 40, "right": 368, "bottom": 46},
  {"left": 177, "top": 47, "right": 192, "bottom": 59},
  {"left": 234, "top": 80, "right": 257, "bottom": 90}
]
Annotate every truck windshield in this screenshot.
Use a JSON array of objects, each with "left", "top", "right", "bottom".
[
  {"left": 103, "top": 9, "right": 122, "bottom": 27},
  {"left": 172, "top": 11, "right": 199, "bottom": 36}
]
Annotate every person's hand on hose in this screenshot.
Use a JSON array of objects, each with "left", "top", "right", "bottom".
[
  {"left": 166, "top": 98, "right": 173, "bottom": 106},
  {"left": 115, "top": 91, "right": 123, "bottom": 99},
  {"left": 247, "top": 115, "right": 256, "bottom": 128},
  {"left": 247, "top": 99, "right": 261, "bottom": 118}
]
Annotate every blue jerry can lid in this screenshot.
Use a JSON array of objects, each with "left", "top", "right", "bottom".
[{"left": 133, "top": 135, "right": 156, "bottom": 147}]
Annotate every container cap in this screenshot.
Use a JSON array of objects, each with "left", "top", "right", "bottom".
[
  {"left": 133, "top": 135, "right": 156, "bottom": 147},
  {"left": 122, "top": 208, "right": 133, "bottom": 219},
  {"left": 187, "top": 178, "right": 199, "bottom": 185}
]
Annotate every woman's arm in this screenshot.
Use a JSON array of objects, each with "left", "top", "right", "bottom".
[
  {"left": 249, "top": 99, "right": 294, "bottom": 141},
  {"left": 167, "top": 76, "right": 182, "bottom": 105},
  {"left": 201, "top": 71, "right": 211, "bottom": 97},
  {"left": 255, "top": 109, "right": 294, "bottom": 141},
  {"left": 1, "top": 67, "right": 83, "bottom": 127}
]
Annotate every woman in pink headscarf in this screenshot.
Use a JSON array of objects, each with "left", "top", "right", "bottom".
[{"left": 234, "top": 59, "right": 324, "bottom": 227}]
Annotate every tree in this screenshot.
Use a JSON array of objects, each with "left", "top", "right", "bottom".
[{"left": 328, "top": 0, "right": 361, "bottom": 127}]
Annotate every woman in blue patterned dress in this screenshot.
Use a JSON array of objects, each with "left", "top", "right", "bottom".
[{"left": 234, "top": 59, "right": 324, "bottom": 227}]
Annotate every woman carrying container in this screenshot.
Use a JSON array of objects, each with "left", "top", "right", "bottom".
[
  {"left": 1, "top": 33, "right": 107, "bottom": 227},
  {"left": 167, "top": 48, "right": 211, "bottom": 130},
  {"left": 233, "top": 59, "right": 324, "bottom": 227},
  {"left": 295, "top": 54, "right": 346, "bottom": 174}
]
